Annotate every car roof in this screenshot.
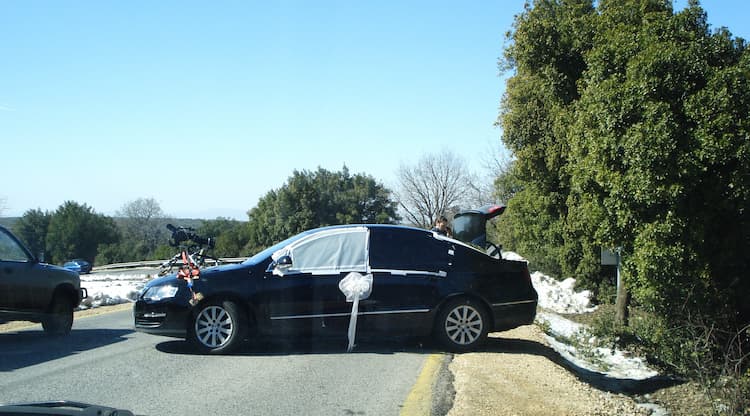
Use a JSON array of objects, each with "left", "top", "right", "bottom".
[
  {"left": 313, "top": 224, "right": 430, "bottom": 233},
  {"left": 308, "top": 223, "right": 488, "bottom": 255}
]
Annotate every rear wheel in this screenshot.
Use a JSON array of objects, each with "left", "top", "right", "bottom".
[
  {"left": 42, "top": 294, "right": 74, "bottom": 336},
  {"left": 435, "top": 298, "right": 489, "bottom": 352},
  {"left": 188, "top": 300, "right": 246, "bottom": 354}
]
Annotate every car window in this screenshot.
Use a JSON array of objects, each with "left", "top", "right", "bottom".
[
  {"left": 369, "top": 227, "right": 450, "bottom": 273},
  {"left": 285, "top": 228, "right": 368, "bottom": 274},
  {"left": 0, "top": 230, "right": 31, "bottom": 263}
]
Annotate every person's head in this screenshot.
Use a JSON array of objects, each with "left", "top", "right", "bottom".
[{"left": 435, "top": 216, "right": 448, "bottom": 231}]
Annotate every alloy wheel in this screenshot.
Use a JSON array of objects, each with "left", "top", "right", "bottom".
[
  {"left": 444, "top": 304, "right": 484, "bottom": 345},
  {"left": 194, "top": 305, "right": 234, "bottom": 348}
]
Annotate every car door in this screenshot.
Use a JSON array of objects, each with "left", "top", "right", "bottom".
[
  {"left": 0, "top": 228, "right": 42, "bottom": 311},
  {"left": 262, "top": 227, "right": 369, "bottom": 335},
  {"left": 362, "top": 227, "right": 452, "bottom": 333}
]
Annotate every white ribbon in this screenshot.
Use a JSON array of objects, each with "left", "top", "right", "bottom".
[{"left": 338, "top": 272, "right": 373, "bottom": 352}]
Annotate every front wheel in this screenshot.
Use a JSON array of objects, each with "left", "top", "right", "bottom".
[
  {"left": 188, "top": 300, "right": 246, "bottom": 354},
  {"left": 435, "top": 298, "right": 489, "bottom": 352},
  {"left": 42, "top": 294, "right": 74, "bottom": 336}
]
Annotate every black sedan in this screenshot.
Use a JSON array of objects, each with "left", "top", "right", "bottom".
[{"left": 134, "top": 224, "right": 537, "bottom": 353}]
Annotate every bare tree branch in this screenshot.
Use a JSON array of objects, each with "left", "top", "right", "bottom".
[{"left": 395, "top": 150, "right": 474, "bottom": 228}]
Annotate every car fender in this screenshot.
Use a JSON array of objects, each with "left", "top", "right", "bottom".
[
  {"left": 189, "top": 291, "right": 258, "bottom": 328},
  {"left": 47, "top": 283, "right": 81, "bottom": 311}
]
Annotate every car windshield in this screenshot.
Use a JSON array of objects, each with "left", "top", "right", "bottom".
[{"left": 241, "top": 231, "right": 312, "bottom": 266}]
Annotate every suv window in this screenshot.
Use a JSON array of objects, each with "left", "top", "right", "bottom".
[
  {"left": 0, "top": 229, "right": 31, "bottom": 262},
  {"left": 369, "top": 228, "right": 450, "bottom": 273}
]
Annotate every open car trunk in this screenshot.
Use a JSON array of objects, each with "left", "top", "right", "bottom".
[{"left": 452, "top": 204, "right": 506, "bottom": 248}]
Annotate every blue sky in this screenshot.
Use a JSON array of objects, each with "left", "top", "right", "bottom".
[{"left": 1, "top": 1, "right": 748, "bottom": 220}]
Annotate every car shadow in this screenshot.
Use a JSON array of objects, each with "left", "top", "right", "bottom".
[
  {"left": 478, "top": 335, "right": 682, "bottom": 395},
  {"left": 0, "top": 328, "right": 133, "bottom": 372},
  {"left": 156, "top": 334, "right": 438, "bottom": 356}
]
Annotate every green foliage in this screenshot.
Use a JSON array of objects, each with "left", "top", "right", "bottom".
[
  {"left": 588, "top": 305, "right": 750, "bottom": 414},
  {"left": 244, "top": 166, "right": 400, "bottom": 254},
  {"left": 500, "top": 0, "right": 749, "bottom": 324},
  {"left": 198, "top": 217, "right": 248, "bottom": 258},
  {"left": 499, "top": 0, "right": 750, "bottom": 384},
  {"left": 12, "top": 209, "right": 51, "bottom": 259},
  {"left": 45, "top": 201, "right": 120, "bottom": 264}
]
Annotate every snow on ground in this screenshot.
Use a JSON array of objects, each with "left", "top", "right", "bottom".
[
  {"left": 503, "top": 251, "right": 596, "bottom": 314},
  {"left": 537, "top": 311, "right": 659, "bottom": 380},
  {"left": 78, "top": 271, "right": 153, "bottom": 309},
  {"left": 532, "top": 272, "right": 597, "bottom": 314},
  {"left": 504, "top": 251, "right": 659, "bottom": 381}
]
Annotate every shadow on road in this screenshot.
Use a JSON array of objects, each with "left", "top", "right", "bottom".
[
  {"left": 0, "top": 328, "right": 133, "bottom": 372},
  {"left": 156, "top": 335, "right": 438, "bottom": 356},
  {"left": 479, "top": 335, "right": 682, "bottom": 395}
]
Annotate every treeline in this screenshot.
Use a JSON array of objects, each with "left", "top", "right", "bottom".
[
  {"left": 495, "top": 0, "right": 749, "bottom": 398},
  {"left": 11, "top": 167, "right": 399, "bottom": 266}
]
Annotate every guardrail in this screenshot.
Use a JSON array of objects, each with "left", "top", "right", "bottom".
[{"left": 92, "top": 257, "right": 248, "bottom": 271}]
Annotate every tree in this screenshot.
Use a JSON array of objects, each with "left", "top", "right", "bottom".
[
  {"left": 496, "top": 0, "right": 593, "bottom": 278},
  {"left": 115, "top": 198, "right": 170, "bottom": 260},
  {"left": 500, "top": 0, "right": 750, "bottom": 341},
  {"left": 12, "top": 209, "right": 51, "bottom": 259},
  {"left": 395, "top": 150, "right": 476, "bottom": 228},
  {"left": 244, "top": 167, "right": 399, "bottom": 253},
  {"left": 46, "top": 201, "right": 120, "bottom": 264},
  {"left": 198, "top": 217, "right": 248, "bottom": 258}
]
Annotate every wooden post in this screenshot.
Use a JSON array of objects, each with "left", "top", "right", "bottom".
[
  {"left": 603, "top": 247, "right": 628, "bottom": 326},
  {"left": 614, "top": 248, "right": 629, "bottom": 326}
]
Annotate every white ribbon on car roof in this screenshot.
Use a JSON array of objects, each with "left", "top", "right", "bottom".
[{"left": 338, "top": 272, "right": 373, "bottom": 352}]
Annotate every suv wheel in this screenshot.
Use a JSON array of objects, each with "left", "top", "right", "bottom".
[{"left": 42, "top": 294, "right": 74, "bottom": 336}]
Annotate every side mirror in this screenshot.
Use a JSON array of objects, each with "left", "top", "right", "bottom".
[
  {"left": 37, "top": 252, "right": 45, "bottom": 263},
  {"left": 276, "top": 255, "right": 292, "bottom": 270},
  {"left": 272, "top": 255, "right": 293, "bottom": 276}
]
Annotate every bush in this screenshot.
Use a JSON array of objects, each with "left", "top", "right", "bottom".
[{"left": 589, "top": 305, "right": 750, "bottom": 415}]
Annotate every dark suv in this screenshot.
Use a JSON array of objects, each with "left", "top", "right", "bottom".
[{"left": 0, "top": 225, "right": 87, "bottom": 335}]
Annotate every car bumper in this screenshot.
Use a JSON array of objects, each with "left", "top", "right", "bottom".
[
  {"left": 133, "top": 299, "right": 191, "bottom": 338},
  {"left": 490, "top": 299, "right": 537, "bottom": 331}
]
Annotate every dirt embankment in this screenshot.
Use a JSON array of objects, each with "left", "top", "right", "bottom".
[{"left": 447, "top": 325, "right": 651, "bottom": 416}]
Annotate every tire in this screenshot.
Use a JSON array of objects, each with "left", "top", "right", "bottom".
[
  {"left": 42, "top": 294, "right": 74, "bottom": 336},
  {"left": 188, "top": 300, "right": 246, "bottom": 354},
  {"left": 435, "top": 298, "right": 490, "bottom": 352}
]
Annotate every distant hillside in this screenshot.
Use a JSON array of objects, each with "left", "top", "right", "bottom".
[
  {"left": 0, "top": 217, "right": 18, "bottom": 228},
  {"left": 0, "top": 217, "right": 218, "bottom": 231}
]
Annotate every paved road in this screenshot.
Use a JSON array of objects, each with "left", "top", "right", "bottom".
[{"left": 0, "top": 309, "right": 434, "bottom": 415}]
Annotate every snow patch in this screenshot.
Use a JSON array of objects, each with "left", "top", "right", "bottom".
[
  {"left": 537, "top": 311, "right": 659, "bottom": 381},
  {"left": 79, "top": 272, "right": 153, "bottom": 308},
  {"left": 502, "top": 251, "right": 596, "bottom": 314}
]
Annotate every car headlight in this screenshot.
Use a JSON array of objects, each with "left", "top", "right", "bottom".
[{"left": 143, "top": 285, "right": 179, "bottom": 301}]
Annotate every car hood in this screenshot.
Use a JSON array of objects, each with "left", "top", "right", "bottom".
[
  {"left": 42, "top": 263, "right": 80, "bottom": 280},
  {"left": 145, "top": 263, "right": 250, "bottom": 289}
]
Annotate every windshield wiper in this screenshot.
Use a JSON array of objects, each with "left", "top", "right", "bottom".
[{"left": 0, "top": 401, "right": 134, "bottom": 416}]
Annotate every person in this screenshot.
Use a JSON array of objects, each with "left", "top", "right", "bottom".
[{"left": 431, "top": 216, "right": 452, "bottom": 237}]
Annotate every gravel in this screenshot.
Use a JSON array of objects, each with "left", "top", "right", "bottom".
[{"left": 446, "top": 325, "right": 651, "bottom": 416}]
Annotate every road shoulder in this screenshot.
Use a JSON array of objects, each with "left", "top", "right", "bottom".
[
  {"left": 447, "top": 325, "right": 649, "bottom": 416},
  {"left": 0, "top": 302, "right": 133, "bottom": 333}
]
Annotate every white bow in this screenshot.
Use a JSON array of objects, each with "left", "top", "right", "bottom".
[{"left": 338, "top": 272, "right": 373, "bottom": 352}]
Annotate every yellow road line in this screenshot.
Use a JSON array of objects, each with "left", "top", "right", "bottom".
[{"left": 401, "top": 353, "right": 444, "bottom": 416}]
